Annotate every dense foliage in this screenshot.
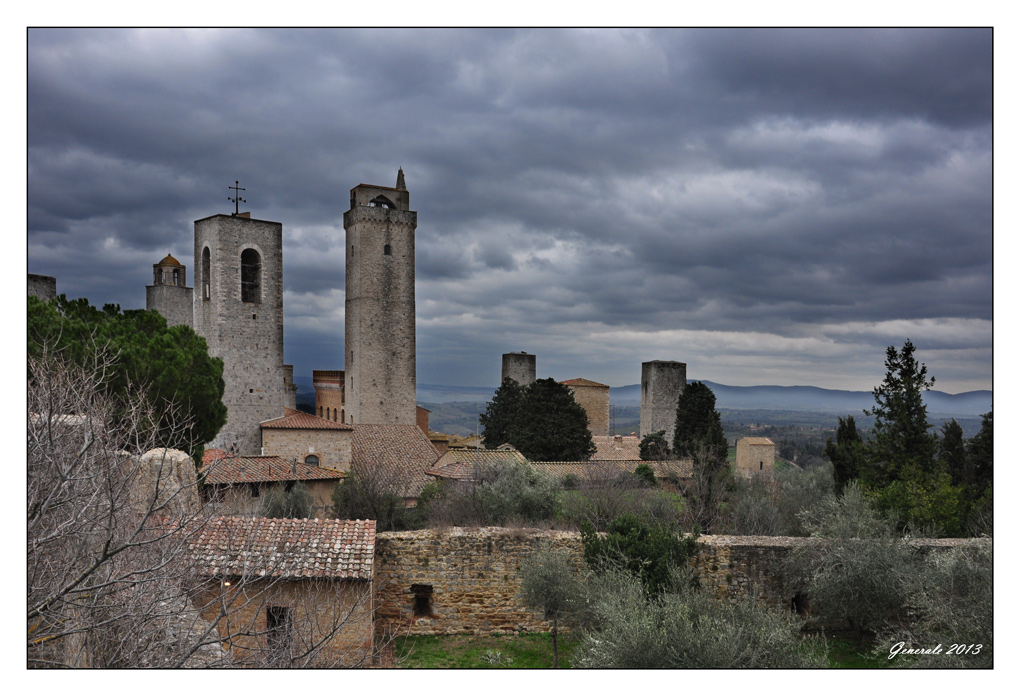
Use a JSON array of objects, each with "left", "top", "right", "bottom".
[
  {"left": 824, "top": 341, "right": 991, "bottom": 536},
  {"left": 479, "top": 378, "right": 596, "bottom": 461},
  {"left": 28, "top": 295, "right": 226, "bottom": 460},
  {"left": 580, "top": 514, "right": 699, "bottom": 597},
  {"left": 671, "top": 382, "right": 731, "bottom": 532},
  {"left": 416, "top": 463, "right": 562, "bottom": 528},
  {"left": 260, "top": 482, "right": 312, "bottom": 519},
  {"left": 518, "top": 548, "right": 580, "bottom": 668},
  {"left": 638, "top": 430, "right": 671, "bottom": 460},
  {"left": 573, "top": 567, "right": 826, "bottom": 668}
]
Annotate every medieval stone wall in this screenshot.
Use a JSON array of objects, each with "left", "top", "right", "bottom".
[
  {"left": 28, "top": 273, "right": 57, "bottom": 301},
  {"left": 567, "top": 383, "right": 610, "bottom": 437},
  {"left": 373, "top": 529, "right": 984, "bottom": 637},
  {"left": 194, "top": 214, "right": 286, "bottom": 454}
]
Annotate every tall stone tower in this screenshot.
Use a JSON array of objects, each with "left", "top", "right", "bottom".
[
  {"left": 193, "top": 213, "right": 285, "bottom": 454},
  {"left": 343, "top": 169, "right": 416, "bottom": 426},
  {"left": 146, "top": 253, "right": 194, "bottom": 328},
  {"left": 640, "top": 360, "right": 687, "bottom": 444},
  {"left": 501, "top": 352, "right": 536, "bottom": 386}
]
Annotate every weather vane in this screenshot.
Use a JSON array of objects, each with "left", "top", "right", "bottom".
[{"left": 228, "top": 180, "right": 246, "bottom": 216}]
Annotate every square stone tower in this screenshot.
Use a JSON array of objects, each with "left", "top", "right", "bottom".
[
  {"left": 146, "top": 253, "right": 194, "bottom": 328},
  {"left": 736, "top": 437, "right": 775, "bottom": 478},
  {"left": 343, "top": 170, "right": 417, "bottom": 426},
  {"left": 193, "top": 213, "right": 286, "bottom": 454},
  {"left": 501, "top": 351, "right": 536, "bottom": 386},
  {"left": 560, "top": 378, "right": 610, "bottom": 437},
  {"left": 640, "top": 360, "right": 687, "bottom": 444}
]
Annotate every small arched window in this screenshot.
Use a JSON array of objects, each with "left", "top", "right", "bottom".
[
  {"left": 173, "top": 269, "right": 180, "bottom": 286},
  {"left": 241, "top": 248, "right": 261, "bottom": 303},
  {"left": 305, "top": 455, "right": 319, "bottom": 467},
  {"left": 384, "top": 244, "right": 392, "bottom": 256},
  {"left": 202, "top": 247, "right": 211, "bottom": 300},
  {"left": 369, "top": 195, "right": 394, "bottom": 209},
  {"left": 318, "top": 406, "right": 323, "bottom": 417},
  {"left": 760, "top": 461, "right": 764, "bottom": 470}
]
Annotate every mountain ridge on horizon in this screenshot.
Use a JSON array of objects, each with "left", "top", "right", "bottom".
[{"left": 296, "top": 379, "right": 992, "bottom": 418}]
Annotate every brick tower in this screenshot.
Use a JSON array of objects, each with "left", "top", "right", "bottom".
[
  {"left": 193, "top": 213, "right": 286, "bottom": 454},
  {"left": 343, "top": 169, "right": 417, "bottom": 425}
]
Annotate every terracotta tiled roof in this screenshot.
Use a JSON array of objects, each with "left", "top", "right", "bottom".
[
  {"left": 261, "top": 408, "right": 352, "bottom": 431},
  {"left": 351, "top": 424, "right": 441, "bottom": 498},
  {"left": 426, "top": 447, "right": 529, "bottom": 480},
  {"left": 200, "top": 454, "right": 345, "bottom": 485},
  {"left": 560, "top": 378, "right": 610, "bottom": 388},
  {"left": 185, "top": 517, "right": 375, "bottom": 580},
  {"left": 591, "top": 435, "right": 642, "bottom": 461},
  {"left": 156, "top": 253, "right": 182, "bottom": 267},
  {"left": 529, "top": 459, "right": 693, "bottom": 480}
]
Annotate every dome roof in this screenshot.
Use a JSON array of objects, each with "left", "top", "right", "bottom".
[{"left": 155, "top": 253, "right": 182, "bottom": 267}]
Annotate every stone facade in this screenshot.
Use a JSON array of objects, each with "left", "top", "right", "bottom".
[
  {"left": 194, "top": 214, "right": 286, "bottom": 454},
  {"left": 146, "top": 254, "right": 194, "bottom": 328},
  {"left": 313, "top": 369, "right": 345, "bottom": 422},
  {"left": 640, "top": 360, "right": 687, "bottom": 443},
  {"left": 207, "top": 478, "right": 339, "bottom": 518},
  {"left": 374, "top": 528, "right": 582, "bottom": 636},
  {"left": 28, "top": 273, "right": 57, "bottom": 301},
  {"left": 736, "top": 437, "right": 776, "bottom": 478},
  {"left": 261, "top": 425, "right": 353, "bottom": 474},
  {"left": 344, "top": 172, "right": 417, "bottom": 426},
  {"left": 501, "top": 352, "right": 536, "bottom": 385},
  {"left": 561, "top": 378, "right": 610, "bottom": 437}
]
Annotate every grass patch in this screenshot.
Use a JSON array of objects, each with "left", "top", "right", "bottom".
[
  {"left": 394, "top": 632, "right": 580, "bottom": 668},
  {"left": 825, "top": 634, "right": 887, "bottom": 668}
]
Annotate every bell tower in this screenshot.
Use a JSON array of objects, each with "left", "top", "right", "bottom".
[
  {"left": 343, "top": 169, "right": 417, "bottom": 426},
  {"left": 146, "top": 253, "right": 194, "bottom": 328}
]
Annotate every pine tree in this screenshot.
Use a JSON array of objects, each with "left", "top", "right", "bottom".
[
  {"left": 479, "top": 377, "right": 525, "bottom": 449},
  {"left": 938, "top": 419, "right": 967, "bottom": 487}
]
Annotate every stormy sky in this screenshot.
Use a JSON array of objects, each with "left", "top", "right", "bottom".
[{"left": 27, "top": 28, "right": 993, "bottom": 393}]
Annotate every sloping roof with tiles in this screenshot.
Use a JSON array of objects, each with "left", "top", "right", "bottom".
[
  {"left": 528, "top": 459, "right": 693, "bottom": 480},
  {"left": 559, "top": 378, "right": 610, "bottom": 388},
  {"left": 591, "top": 435, "right": 642, "bottom": 461},
  {"left": 351, "top": 424, "right": 440, "bottom": 498},
  {"left": 261, "top": 407, "right": 352, "bottom": 431},
  {"left": 200, "top": 452, "right": 345, "bottom": 485},
  {"left": 425, "top": 446, "right": 529, "bottom": 480},
  {"left": 185, "top": 516, "right": 375, "bottom": 580}
]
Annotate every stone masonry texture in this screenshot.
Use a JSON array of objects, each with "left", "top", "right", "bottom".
[
  {"left": 344, "top": 183, "right": 417, "bottom": 426},
  {"left": 501, "top": 352, "right": 536, "bottom": 386},
  {"left": 28, "top": 273, "right": 57, "bottom": 301},
  {"left": 372, "top": 528, "right": 986, "bottom": 637},
  {"left": 194, "top": 214, "right": 286, "bottom": 454},
  {"left": 640, "top": 360, "right": 687, "bottom": 443}
]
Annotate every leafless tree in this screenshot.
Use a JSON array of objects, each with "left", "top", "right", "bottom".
[{"left": 28, "top": 343, "right": 378, "bottom": 668}]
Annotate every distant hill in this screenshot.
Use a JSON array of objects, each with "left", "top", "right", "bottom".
[
  {"left": 609, "top": 381, "right": 992, "bottom": 418},
  {"left": 295, "top": 379, "right": 991, "bottom": 424}
]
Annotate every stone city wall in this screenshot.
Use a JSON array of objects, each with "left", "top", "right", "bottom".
[
  {"left": 374, "top": 528, "right": 985, "bottom": 636},
  {"left": 261, "top": 428, "right": 353, "bottom": 473}
]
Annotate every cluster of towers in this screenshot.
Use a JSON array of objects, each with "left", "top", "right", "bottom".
[{"left": 146, "top": 171, "right": 418, "bottom": 455}]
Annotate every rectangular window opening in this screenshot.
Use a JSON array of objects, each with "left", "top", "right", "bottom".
[
  {"left": 266, "top": 606, "right": 294, "bottom": 663},
  {"left": 411, "top": 584, "right": 433, "bottom": 618}
]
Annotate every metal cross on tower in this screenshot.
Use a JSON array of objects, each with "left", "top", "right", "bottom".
[{"left": 228, "top": 180, "right": 246, "bottom": 216}]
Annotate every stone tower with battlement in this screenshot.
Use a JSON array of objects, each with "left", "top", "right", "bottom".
[
  {"left": 640, "top": 360, "right": 687, "bottom": 444},
  {"left": 146, "top": 253, "right": 194, "bottom": 328},
  {"left": 501, "top": 352, "right": 536, "bottom": 386},
  {"left": 193, "top": 213, "right": 286, "bottom": 454},
  {"left": 343, "top": 170, "right": 417, "bottom": 426}
]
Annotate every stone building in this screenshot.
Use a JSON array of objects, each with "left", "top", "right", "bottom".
[
  {"left": 145, "top": 253, "right": 194, "bottom": 328},
  {"left": 186, "top": 517, "right": 376, "bottom": 667},
  {"left": 261, "top": 407, "right": 353, "bottom": 473},
  {"left": 640, "top": 360, "right": 687, "bottom": 443},
  {"left": 200, "top": 449, "right": 345, "bottom": 518},
  {"left": 343, "top": 169, "right": 417, "bottom": 426},
  {"left": 28, "top": 273, "right": 57, "bottom": 301},
  {"left": 560, "top": 377, "right": 610, "bottom": 437},
  {"left": 501, "top": 351, "right": 536, "bottom": 385},
  {"left": 590, "top": 434, "right": 642, "bottom": 460},
  {"left": 283, "top": 365, "right": 298, "bottom": 410},
  {"left": 194, "top": 213, "right": 286, "bottom": 454},
  {"left": 735, "top": 437, "right": 776, "bottom": 478},
  {"left": 313, "top": 369, "right": 345, "bottom": 423}
]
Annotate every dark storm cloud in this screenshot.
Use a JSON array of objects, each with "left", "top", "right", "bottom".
[{"left": 27, "top": 28, "right": 993, "bottom": 392}]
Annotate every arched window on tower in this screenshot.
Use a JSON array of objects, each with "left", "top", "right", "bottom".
[
  {"left": 241, "top": 248, "right": 261, "bottom": 303},
  {"left": 173, "top": 269, "right": 180, "bottom": 286},
  {"left": 305, "top": 455, "right": 319, "bottom": 467},
  {"left": 384, "top": 244, "right": 392, "bottom": 255},
  {"left": 318, "top": 406, "right": 323, "bottom": 418},
  {"left": 369, "top": 195, "right": 394, "bottom": 209},
  {"left": 202, "top": 248, "right": 211, "bottom": 300}
]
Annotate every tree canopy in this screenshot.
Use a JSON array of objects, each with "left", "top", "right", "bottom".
[
  {"left": 672, "top": 381, "right": 727, "bottom": 460},
  {"left": 28, "top": 295, "right": 226, "bottom": 460},
  {"left": 824, "top": 416, "right": 866, "bottom": 495},
  {"left": 479, "top": 377, "right": 596, "bottom": 461}
]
